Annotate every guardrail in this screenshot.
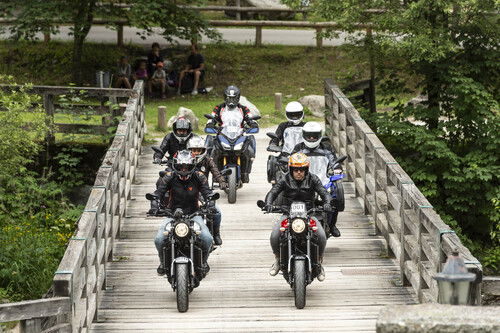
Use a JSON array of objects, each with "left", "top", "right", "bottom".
[
  {"left": 0, "top": 81, "right": 145, "bottom": 332},
  {"left": 323, "top": 79, "right": 482, "bottom": 304},
  {"left": 0, "top": 18, "right": 369, "bottom": 47}
]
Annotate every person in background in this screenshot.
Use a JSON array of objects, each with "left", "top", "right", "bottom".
[
  {"left": 178, "top": 43, "right": 205, "bottom": 96},
  {"left": 148, "top": 61, "right": 167, "bottom": 98},
  {"left": 147, "top": 42, "right": 164, "bottom": 78},
  {"left": 114, "top": 56, "right": 132, "bottom": 89},
  {"left": 133, "top": 60, "right": 148, "bottom": 82}
]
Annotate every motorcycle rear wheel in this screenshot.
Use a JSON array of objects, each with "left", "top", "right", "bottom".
[
  {"left": 176, "top": 263, "right": 190, "bottom": 312},
  {"left": 227, "top": 166, "right": 237, "bottom": 204},
  {"left": 293, "top": 260, "right": 307, "bottom": 309}
]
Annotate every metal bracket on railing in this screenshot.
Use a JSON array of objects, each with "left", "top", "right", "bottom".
[
  {"left": 54, "top": 270, "right": 72, "bottom": 275},
  {"left": 419, "top": 205, "right": 433, "bottom": 208},
  {"left": 386, "top": 162, "right": 398, "bottom": 165},
  {"left": 84, "top": 209, "right": 97, "bottom": 213}
]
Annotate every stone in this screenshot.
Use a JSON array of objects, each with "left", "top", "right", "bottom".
[
  {"left": 299, "top": 95, "right": 326, "bottom": 117},
  {"left": 167, "top": 107, "right": 199, "bottom": 131},
  {"left": 407, "top": 94, "right": 428, "bottom": 107},
  {"left": 240, "top": 96, "right": 261, "bottom": 117},
  {"left": 376, "top": 304, "right": 500, "bottom": 333}
]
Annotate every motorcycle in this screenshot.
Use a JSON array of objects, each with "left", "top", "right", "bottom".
[
  {"left": 146, "top": 192, "right": 220, "bottom": 312},
  {"left": 204, "top": 111, "right": 260, "bottom": 204},
  {"left": 257, "top": 199, "right": 324, "bottom": 309}
]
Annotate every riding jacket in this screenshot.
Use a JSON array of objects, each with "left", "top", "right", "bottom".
[
  {"left": 154, "top": 171, "right": 213, "bottom": 215},
  {"left": 265, "top": 172, "right": 330, "bottom": 208}
]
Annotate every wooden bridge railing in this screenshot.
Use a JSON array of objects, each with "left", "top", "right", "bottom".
[
  {"left": 323, "top": 79, "right": 483, "bottom": 305},
  {"left": 0, "top": 81, "right": 145, "bottom": 332}
]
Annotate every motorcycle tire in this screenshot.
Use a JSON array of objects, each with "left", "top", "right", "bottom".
[
  {"left": 176, "top": 263, "right": 190, "bottom": 312},
  {"left": 334, "top": 182, "right": 345, "bottom": 212},
  {"left": 227, "top": 166, "right": 237, "bottom": 204},
  {"left": 293, "top": 259, "right": 307, "bottom": 309}
]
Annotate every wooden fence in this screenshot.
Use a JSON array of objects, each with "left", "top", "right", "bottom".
[
  {"left": 323, "top": 79, "right": 483, "bottom": 305},
  {"left": 0, "top": 81, "right": 145, "bottom": 332}
]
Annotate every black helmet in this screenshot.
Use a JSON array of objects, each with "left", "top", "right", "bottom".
[
  {"left": 224, "top": 85, "right": 240, "bottom": 108},
  {"left": 172, "top": 117, "right": 192, "bottom": 143},
  {"left": 172, "top": 150, "right": 196, "bottom": 180}
]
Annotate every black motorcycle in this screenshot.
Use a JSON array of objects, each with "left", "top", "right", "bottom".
[
  {"left": 146, "top": 192, "right": 220, "bottom": 312},
  {"left": 257, "top": 200, "right": 324, "bottom": 309}
]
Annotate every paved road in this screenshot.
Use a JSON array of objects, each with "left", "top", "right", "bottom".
[{"left": 1, "top": 26, "right": 352, "bottom": 46}]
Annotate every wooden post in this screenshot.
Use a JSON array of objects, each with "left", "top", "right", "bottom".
[
  {"left": 255, "top": 26, "right": 262, "bottom": 46},
  {"left": 117, "top": 24, "right": 124, "bottom": 47},
  {"left": 43, "top": 94, "right": 55, "bottom": 145},
  {"left": 235, "top": 0, "right": 241, "bottom": 20},
  {"left": 274, "top": 93, "right": 282, "bottom": 112},
  {"left": 366, "top": 28, "right": 376, "bottom": 113},
  {"left": 158, "top": 106, "right": 167, "bottom": 131},
  {"left": 316, "top": 27, "right": 323, "bottom": 48},
  {"left": 43, "top": 31, "right": 51, "bottom": 43}
]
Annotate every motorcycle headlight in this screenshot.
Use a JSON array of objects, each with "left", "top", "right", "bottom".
[
  {"left": 174, "top": 222, "right": 189, "bottom": 238},
  {"left": 193, "top": 223, "right": 201, "bottom": 235},
  {"left": 291, "top": 218, "right": 306, "bottom": 233},
  {"left": 220, "top": 141, "right": 231, "bottom": 149},
  {"left": 163, "top": 222, "right": 172, "bottom": 236},
  {"left": 233, "top": 142, "right": 244, "bottom": 150}
]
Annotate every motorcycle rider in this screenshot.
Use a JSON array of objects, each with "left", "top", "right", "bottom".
[
  {"left": 268, "top": 101, "right": 306, "bottom": 183},
  {"left": 205, "top": 85, "right": 258, "bottom": 183},
  {"left": 292, "top": 121, "right": 341, "bottom": 238},
  {"left": 263, "top": 153, "right": 332, "bottom": 281},
  {"left": 153, "top": 117, "right": 193, "bottom": 164},
  {"left": 187, "top": 135, "right": 226, "bottom": 245},
  {"left": 269, "top": 101, "right": 306, "bottom": 148},
  {"left": 152, "top": 150, "right": 215, "bottom": 276}
]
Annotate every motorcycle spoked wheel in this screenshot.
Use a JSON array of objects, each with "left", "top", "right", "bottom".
[
  {"left": 293, "top": 260, "right": 307, "bottom": 309},
  {"left": 227, "top": 166, "right": 238, "bottom": 204},
  {"left": 175, "top": 263, "right": 190, "bottom": 312}
]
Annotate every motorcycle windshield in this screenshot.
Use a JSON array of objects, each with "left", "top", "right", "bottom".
[
  {"left": 282, "top": 126, "right": 303, "bottom": 154},
  {"left": 221, "top": 109, "right": 244, "bottom": 140},
  {"left": 308, "top": 155, "right": 330, "bottom": 186}
]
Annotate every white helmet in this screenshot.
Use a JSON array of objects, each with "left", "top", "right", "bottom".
[
  {"left": 285, "top": 101, "right": 304, "bottom": 125},
  {"left": 302, "top": 121, "right": 322, "bottom": 149},
  {"left": 186, "top": 135, "right": 207, "bottom": 164}
]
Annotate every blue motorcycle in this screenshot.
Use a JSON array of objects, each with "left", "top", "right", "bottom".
[{"left": 204, "top": 113, "right": 260, "bottom": 203}]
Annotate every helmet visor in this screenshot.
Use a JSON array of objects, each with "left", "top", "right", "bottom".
[
  {"left": 226, "top": 96, "right": 239, "bottom": 106},
  {"left": 173, "top": 163, "right": 195, "bottom": 176},
  {"left": 287, "top": 111, "right": 303, "bottom": 121},
  {"left": 303, "top": 131, "right": 321, "bottom": 142}
]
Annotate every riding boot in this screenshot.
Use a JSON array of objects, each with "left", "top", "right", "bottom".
[
  {"left": 202, "top": 251, "right": 210, "bottom": 275},
  {"left": 269, "top": 254, "right": 280, "bottom": 276},
  {"left": 213, "top": 223, "right": 223, "bottom": 245},
  {"left": 148, "top": 199, "right": 159, "bottom": 215},
  {"left": 329, "top": 211, "right": 341, "bottom": 237}
]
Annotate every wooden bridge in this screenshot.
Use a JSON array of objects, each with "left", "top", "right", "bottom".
[{"left": 0, "top": 80, "right": 482, "bottom": 332}]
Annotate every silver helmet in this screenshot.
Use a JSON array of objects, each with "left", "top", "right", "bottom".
[
  {"left": 172, "top": 117, "right": 192, "bottom": 144},
  {"left": 186, "top": 135, "right": 208, "bottom": 164}
]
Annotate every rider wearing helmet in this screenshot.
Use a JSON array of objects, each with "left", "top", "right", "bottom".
[
  {"left": 187, "top": 135, "right": 227, "bottom": 245},
  {"left": 153, "top": 117, "right": 193, "bottom": 164},
  {"left": 152, "top": 150, "right": 215, "bottom": 275},
  {"left": 292, "top": 121, "right": 341, "bottom": 238},
  {"left": 269, "top": 101, "right": 306, "bottom": 147},
  {"left": 263, "top": 153, "right": 331, "bottom": 281},
  {"left": 206, "top": 85, "right": 258, "bottom": 183}
]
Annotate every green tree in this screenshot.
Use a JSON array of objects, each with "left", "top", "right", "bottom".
[{"left": 0, "top": 1, "right": 219, "bottom": 83}]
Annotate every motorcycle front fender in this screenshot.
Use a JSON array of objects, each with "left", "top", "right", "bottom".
[
  {"left": 288, "top": 255, "right": 311, "bottom": 275},
  {"left": 171, "top": 256, "right": 194, "bottom": 278}
]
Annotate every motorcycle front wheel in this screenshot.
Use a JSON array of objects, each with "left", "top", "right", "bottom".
[
  {"left": 293, "top": 259, "right": 307, "bottom": 309},
  {"left": 176, "top": 263, "right": 190, "bottom": 312},
  {"left": 227, "top": 166, "right": 237, "bottom": 204}
]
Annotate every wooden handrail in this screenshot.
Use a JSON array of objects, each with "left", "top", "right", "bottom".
[{"left": 323, "top": 78, "right": 482, "bottom": 305}]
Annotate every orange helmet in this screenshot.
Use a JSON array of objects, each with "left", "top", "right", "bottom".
[{"left": 288, "top": 153, "right": 310, "bottom": 169}]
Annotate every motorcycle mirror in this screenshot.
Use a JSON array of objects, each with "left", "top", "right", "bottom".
[
  {"left": 334, "top": 155, "right": 347, "bottom": 165},
  {"left": 145, "top": 193, "right": 158, "bottom": 201},
  {"left": 266, "top": 132, "right": 278, "bottom": 140},
  {"left": 246, "top": 127, "right": 259, "bottom": 134},
  {"left": 256, "top": 200, "right": 266, "bottom": 208},
  {"left": 267, "top": 145, "right": 282, "bottom": 153},
  {"left": 220, "top": 168, "right": 232, "bottom": 176},
  {"left": 210, "top": 193, "right": 220, "bottom": 201},
  {"left": 204, "top": 114, "right": 215, "bottom": 120},
  {"left": 204, "top": 127, "right": 217, "bottom": 134},
  {"left": 151, "top": 146, "right": 163, "bottom": 154},
  {"left": 250, "top": 115, "right": 262, "bottom": 121}
]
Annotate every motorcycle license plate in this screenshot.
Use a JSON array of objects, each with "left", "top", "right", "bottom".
[{"left": 290, "top": 202, "right": 306, "bottom": 214}]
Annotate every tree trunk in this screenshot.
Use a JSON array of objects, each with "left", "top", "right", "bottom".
[
  {"left": 425, "top": 70, "right": 440, "bottom": 130},
  {"left": 71, "top": 0, "right": 96, "bottom": 84}
]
